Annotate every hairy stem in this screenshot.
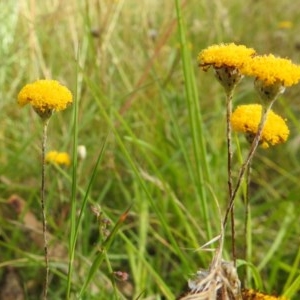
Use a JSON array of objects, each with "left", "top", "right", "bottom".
[
  {"left": 41, "top": 119, "right": 50, "bottom": 300},
  {"left": 223, "top": 100, "right": 275, "bottom": 228},
  {"left": 243, "top": 159, "right": 252, "bottom": 286},
  {"left": 225, "top": 90, "right": 236, "bottom": 265}
]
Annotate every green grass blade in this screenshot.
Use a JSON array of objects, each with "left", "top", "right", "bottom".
[
  {"left": 257, "top": 203, "right": 294, "bottom": 271},
  {"left": 66, "top": 70, "right": 79, "bottom": 299},
  {"left": 79, "top": 207, "right": 131, "bottom": 297},
  {"left": 237, "top": 259, "right": 263, "bottom": 290},
  {"left": 283, "top": 274, "right": 300, "bottom": 299},
  {"left": 174, "top": 0, "right": 212, "bottom": 239}
]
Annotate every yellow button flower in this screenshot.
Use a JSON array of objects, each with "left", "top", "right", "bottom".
[
  {"left": 231, "top": 104, "right": 289, "bottom": 148},
  {"left": 45, "top": 151, "right": 71, "bottom": 166},
  {"left": 198, "top": 43, "right": 256, "bottom": 93},
  {"left": 18, "top": 79, "right": 73, "bottom": 119},
  {"left": 278, "top": 21, "right": 293, "bottom": 29},
  {"left": 198, "top": 43, "right": 256, "bottom": 70},
  {"left": 242, "top": 54, "right": 300, "bottom": 87},
  {"left": 242, "top": 288, "right": 289, "bottom": 300}
]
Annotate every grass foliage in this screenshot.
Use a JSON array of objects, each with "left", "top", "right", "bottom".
[{"left": 0, "top": 0, "right": 300, "bottom": 299}]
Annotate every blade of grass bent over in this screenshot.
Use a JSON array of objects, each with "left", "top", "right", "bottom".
[
  {"left": 87, "top": 77, "right": 192, "bottom": 270},
  {"left": 79, "top": 206, "right": 131, "bottom": 297}
]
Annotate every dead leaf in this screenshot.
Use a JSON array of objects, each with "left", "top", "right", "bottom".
[
  {"left": 7, "top": 194, "right": 67, "bottom": 259},
  {"left": 0, "top": 266, "right": 25, "bottom": 300}
]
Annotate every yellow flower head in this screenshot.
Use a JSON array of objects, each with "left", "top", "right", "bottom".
[
  {"left": 231, "top": 104, "right": 289, "bottom": 148},
  {"left": 242, "top": 288, "right": 289, "bottom": 300},
  {"left": 18, "top": 80, "right": 73, "bottom": 119},
  {"left": 278, "top": 21, "right": 293, "bottom": 29},
  {"left": 198, "top": 43, "right": 256, "bottom": 92},
  {"left": 242, "top": 54, "right": 300, "bottom": 87},
  {"left": 45, "top": 151, "right": 71, "bottom": 167},
  {"left": 198, "top": 43, "right": 256, "bottom": 70}
]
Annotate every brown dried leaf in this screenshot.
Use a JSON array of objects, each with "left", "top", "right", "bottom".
[
  {"left": 7, "top": 194, "right": 67, "bottom": 259},
  {"left": 0, "top": 267, "right": 25, "bottom": 300}
]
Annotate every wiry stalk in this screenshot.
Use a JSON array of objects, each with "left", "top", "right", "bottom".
[
  {"left": 243, "top": 158, "right": 253, "bottom": 286},
  {"left": 41, "top": 119, "right": 50, "bottom": 300},
  {"left": 225, "top": 90, "right": 235, "bottom": 265},
  {"left": 223, "top": 99, "right": 275, "bottom": 228}
]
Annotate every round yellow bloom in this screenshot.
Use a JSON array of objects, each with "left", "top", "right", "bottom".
[
  {"left": 242, "top": 54, "right": 300, "bottom": 87},
  {"left": 198, "top": 43, "right": 256, "bottom": 70},
  {"left": 278, "top": 21, "right": 293, "bottom": 29},
  {"left": 45, "top": 151, "right": 71, "bottom": 166},
  {"left": 18, "top": 80, "right": 73, "bottom": 118},
  {"left": 231, "top": 104, "right": 289, "bottom": 148},
  {"left": 242, "top": 288, "right": 289, "bottom": 300}
]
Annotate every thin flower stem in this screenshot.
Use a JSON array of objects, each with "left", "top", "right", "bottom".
[
  {"left": 225, "top": 90, "right": 236, "bottom": 265},
  {"left": 243, "top": 158, "right": 252, "bottom": 286},
  {"left": 41, "top": 119, "right": 50, "bottom": 300},
  {"left": 223, "top": 99, "right": 275, "bottom": 228}
]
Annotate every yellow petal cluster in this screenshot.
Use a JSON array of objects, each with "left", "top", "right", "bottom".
[
  {"left": 45, "top": 151, "right": 71, "bottom": 166},
  {"left": 242, "top": 289, "right": 289, "bottom": 300},
  {"left": 242, "top": 54, "right": 300, "bottom": 87},
  {"left": 231, "top": 104, "right": 289, "bottom": 148},
  {"left": 277, "top": 21, "right": 293, "bottom": 29},
  {"left": 198, "top": 43, "right": 256, "bottom": 69},
  {"left": 18, "top": 80, "right": 73, "bottom": 113}
]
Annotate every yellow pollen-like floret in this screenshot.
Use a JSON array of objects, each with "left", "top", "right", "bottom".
[
  {"left": 242, "top": 288, "right": 289, "bottom": 300},
  {"left": 45, "top": 151, "right": 71, "bottom": 166},
  {"left": 18, "top": 79, "right": 73, "bottom": 112},
  {"left": 241, "top": 54, "right": 300, "bottom": 87},
  {"left": 198, "top": 43, "right": 256, "bottom": 69},
  {"left": 278, "top": 21, "right": 293, "bottom": 29},
  {"left": 231, "top": 104, "right": 289, "bottom": 148}
]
